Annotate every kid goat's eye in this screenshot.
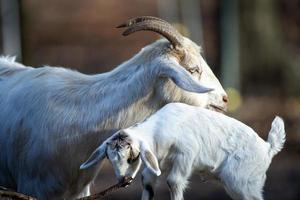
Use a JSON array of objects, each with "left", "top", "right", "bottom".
[{"left": 127, "top": 157, "right": 135, "bottom": 164}]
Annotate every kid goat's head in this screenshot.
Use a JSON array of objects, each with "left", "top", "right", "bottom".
[
  {"left": 80, "top": 130, "right": 160, "bottom": 183},
  {"left": 118, "top": 16, "right": 228, "bottom": 112}
]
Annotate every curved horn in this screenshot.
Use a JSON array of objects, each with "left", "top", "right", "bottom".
[
  {"left": 116, "top": 16, "right": 167, "bottom": 28},
  {"left": 118, "top": 19, "right": 183, "bottom": 48}
]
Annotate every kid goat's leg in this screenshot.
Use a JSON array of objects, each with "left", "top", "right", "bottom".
[
  {"left": 141, "top": 168, "right": 158, "bottom": 200},
  {"left": 219, "top": 157, "right": 266, "bottom": 200},
  {"left": 166, "top": 154, "right": 194, "bottom": 200}
]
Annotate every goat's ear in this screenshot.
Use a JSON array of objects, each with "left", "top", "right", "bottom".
[
  {"left": 140, "top": 142, "right": 161, "bottom": 176},
  {"left": 80, "top": 143, "right": 107, "bottom": 170},
  {"left": 159, "top": 60, "right": 213, "bottom": 93}
]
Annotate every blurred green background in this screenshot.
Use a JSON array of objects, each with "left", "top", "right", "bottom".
[{"left": 0, "top": 0, "right": 299, "bottom": 199}]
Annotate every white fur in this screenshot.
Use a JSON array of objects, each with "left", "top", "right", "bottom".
[
  {"left": 0, "top": 36, "right": 227, "bottom": 199},
  {"left": 85, "top": 103, "right": 285, "bottom": 200}
]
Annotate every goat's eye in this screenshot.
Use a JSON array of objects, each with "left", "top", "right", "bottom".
[{"left": 188, "top": 68, "right": 199, "bottom": 74}]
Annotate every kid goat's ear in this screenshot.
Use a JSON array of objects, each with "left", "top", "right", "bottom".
[
  {"left": 140, "top": 142, "right": 161, "bottom": 176},
  {"left": 80, "top": 142, "right": 107, "bottom": 170}
]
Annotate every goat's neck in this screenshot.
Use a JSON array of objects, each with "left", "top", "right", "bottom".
[
  {"left": 61, "top": 63, "right": 162, "bottom": 147},
  {"left": 90, "top": 65, "right": 161, "bottom": 130}
]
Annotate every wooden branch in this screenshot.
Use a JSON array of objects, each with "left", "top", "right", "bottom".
[
  {"left": 77, "top": 177, "right": 133, "bottom": 200},
  {"left": 0, "top": 187, "right": 36, "bottom": 200},
  {"left": 0, "top": 177, "right": 132, "bottom": 200}
]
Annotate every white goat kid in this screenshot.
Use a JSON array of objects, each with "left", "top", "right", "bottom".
[
  {"left": 81, "top": 103, "right": 286, "bottom": 200},
  {"left": 0, "top": 17, "right": 227, "bottom": 199}
]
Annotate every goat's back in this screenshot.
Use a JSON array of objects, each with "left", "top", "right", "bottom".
[{"left": 136, "top": 103, "right": 270, "bottom": 159}]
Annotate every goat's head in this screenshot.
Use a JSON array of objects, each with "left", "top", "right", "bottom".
[
  {"left": 118, "top": 16, "right": 228, "bottom": 112},
  {"left": 80, "top": 130, "right": 160, "bottom": 183}
]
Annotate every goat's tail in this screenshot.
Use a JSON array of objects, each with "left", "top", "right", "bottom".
[{"left": 267, "top": 116, "right": 286, "bottom": 157}]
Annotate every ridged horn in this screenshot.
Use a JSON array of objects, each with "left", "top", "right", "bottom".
[
  {"left": 117, "top": 16, "right": 183, "bottom": 48},
  {"left": 116, "top": 16, "right": 166, "bottom": 28}
]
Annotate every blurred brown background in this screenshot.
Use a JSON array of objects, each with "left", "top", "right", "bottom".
[{"left": 1, "top": 0, "right": 299, "bottom": 199}]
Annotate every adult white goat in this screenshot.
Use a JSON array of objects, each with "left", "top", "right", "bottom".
[
  {"left": 82, "top": 103, "right": 285, "bottom": 200},
  {"left": 0, "top": 17, "right": 227, "bottom": 199}
]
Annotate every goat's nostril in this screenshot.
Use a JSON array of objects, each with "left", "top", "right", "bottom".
[{"left": 222, "top": 95, "right": 229, "bottom": 103}]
